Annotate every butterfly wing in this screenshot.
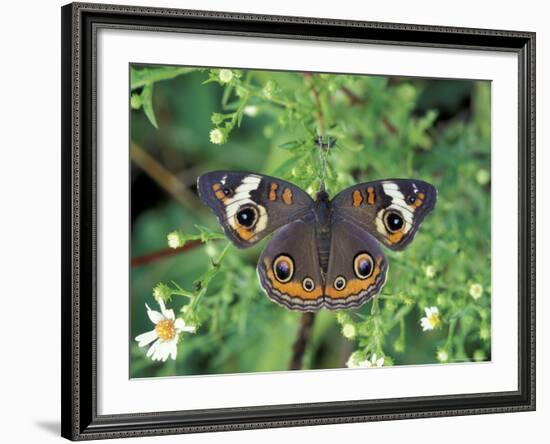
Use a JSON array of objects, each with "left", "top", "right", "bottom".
[
  {"left": 257, "top": 215, "right": 324, "bottom": 312},
  {"left": 331, "top": 179, "right": 437, "bottom": 251},
  {"left": 323, "top": 217, "right": 388, "bottom": 310},
  {"left": 197, "top": 171, "right": 314, "bottom": 248}
]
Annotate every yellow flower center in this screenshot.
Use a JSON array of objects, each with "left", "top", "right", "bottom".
[
  {"left": 428, "top": 313, "right": 440, "bottom": 329},
  {"left": 155, "top": 319, "right": 176, "bottom": 341}
]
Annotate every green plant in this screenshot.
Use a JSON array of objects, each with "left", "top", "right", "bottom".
[{"left": 130, "top": 65, "right": 491, "bottom": 377}]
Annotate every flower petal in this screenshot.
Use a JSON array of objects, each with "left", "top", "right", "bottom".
[
  {"left": 421, "top": 318, "right": 431, "bottom": 331},
  {"left": 346, "top": 352, "right": 359, "bottom": 368},
  {"left": 150, "top": 342, "right": 164, "bottom": 361},
  {"left": 135, "top": 329, "right": 158, "bottom": 347},
  {"left": 166, "top": 338, "right": 178, "bottom": 360},
  {"left": 174, "top": 318, "right": 196, "bottom": 333},
  {"left": 154, "top": 342, "right": 171, "bottom": 362},
  {"left": 158, "top": 299, "right": 175, "bottom": 320},
  {"left": 146, "top": 304, "right": 164, "bottom": 324},
  {"left": 362, "top": 361, "right": 372, "bottom": 368},
  {"left": 146, "top": 339, "right": 160, "bottom": 358}
]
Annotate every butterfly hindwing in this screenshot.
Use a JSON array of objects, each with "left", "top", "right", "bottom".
[
  {"left": 257, "top": 216, "right": 324, "bottom": 312},
  {"left": 324, "top": 218, "right": 389, "bottom": 310},
  {"left": 197, "top": 171, "right": 314, "bottom": 248},
  {"left": 331, "top": 179, "right": 437, "bottom": 251}
]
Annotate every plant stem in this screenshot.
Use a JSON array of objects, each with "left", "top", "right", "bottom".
[
  {"left": 289, "top": 312, "right": 316, "bottom": 370},
  {"left": 189, "top": 242, "right": 232, "bottom": 312},
  {"left": 445, "top": 318, "right": 457, "bottom": 358}
]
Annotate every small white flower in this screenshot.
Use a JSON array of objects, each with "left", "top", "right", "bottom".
[
  {"left": 167, "top": 231, "right": 184, "bottom": 249},
  {"left": 244, "top": 105, "right": 258, "bottom": 117},
  {"left": 262, "top": 81, "right": 275, "bottom": 100},
  {"left": 469, "top": 283, "right": 483, "bottom": 300},
  {"left": 209, "top": 128, "right": 225, "bottom": 145},
  {"left": 346, "top": 352, "right": 384, "bottom": 368},
  {"left": 425, "top": 265, "right": 436, "bottom": 279},
  {"left": 135, "top": 300, "right": 196, "bottom": 362},
  {"left": 218, "top": 69, "right": 233, "bottom": 83},
  {"left": 346, "top": 351, "right": 360, "bottom": 368},
  {"left": 420, "top": 306, "right": 441, "bottom": 331},
  {"left": 341, "top": 323, "right": 356, "bottom": 340},
  {"left": 476, "top": 169, "right": 490, "bottom": 186},
  {"left": 436, "top": 348, "right": 449, "bottom": 362}
]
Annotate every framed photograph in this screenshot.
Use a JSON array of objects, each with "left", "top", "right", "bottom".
[{"left": 61, "top": 2, "right": 536, "bottom": 440}]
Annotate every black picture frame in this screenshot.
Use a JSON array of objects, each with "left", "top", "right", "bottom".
[{"left": 61, "top": 2, "right": 536, "bottom": 440}]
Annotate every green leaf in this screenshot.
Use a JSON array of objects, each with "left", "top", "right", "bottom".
[
  {"left": 278, "top": 140, "right": 304, "bottom": 150},
  {"left": 194, "top": 224, "right": 225, "bottom": 242},
  {"left": 236, "top": 112, "right": 244, "bottom": 127},
  {"left": 130, "top": 66, "right": 195, "bottom": 90},
  {"left": 141, "top": 84, "right": 158, "bottom": 129},
  {"left": 222, "top": 84, "right": 233, "bottom": 107},
  {"left": 271, "top": 156, "right": 303, "bottom": 177}
]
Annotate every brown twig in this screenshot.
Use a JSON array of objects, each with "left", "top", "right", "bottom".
[
  {"left": 303, "top": 73, "right": 325, "bottom": 135},
  {"left": 289, "top": 312, "right": 316, "bottom": 370},
  {"left": 130, "top": 143, "right": 204, "bottom": 211},
  {"left": 131, "top": 239, "right": 204, "bottom": 267},
  {"left": 340, "top": 86, "right": 398, "bottom": 136},
  {"left": 382, "top": 116, "right": 398, "bottom": 135},
  {"left": 341, "top": 86, "right": 364, "bottom": 106}
]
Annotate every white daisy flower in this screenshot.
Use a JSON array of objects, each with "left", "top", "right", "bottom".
[
  {"left": 469, "top": 283, "right": 483, "bottom": 300},
  {"left": 209, "top": 128, "right": 225, "bottom": 145},
  {"left": 346, "top": 352, "right": 384, "bottom": 368},
  {"left": 420, "top": 306, "right": 441, "bottom": 331},
  {"left": 135, "top": 300, "right": 196, "bottom": 362}
]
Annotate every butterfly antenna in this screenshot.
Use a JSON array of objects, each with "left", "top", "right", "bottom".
[
  {"left": 315, "top": 136, "right": 325, "bottom": 192},
  {"left": 316, "top": 135, "right": 335, "bottom": 194}
]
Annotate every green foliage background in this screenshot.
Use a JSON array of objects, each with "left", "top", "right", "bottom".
[{"left": 130, "top": 64, "right": 491, "bottom": 378}]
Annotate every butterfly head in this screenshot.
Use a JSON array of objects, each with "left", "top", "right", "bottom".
[{"left": 315, "top": 187, "right": 330, "bottom": 203}]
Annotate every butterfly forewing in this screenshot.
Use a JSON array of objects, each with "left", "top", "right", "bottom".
[
  {"left": 331, "top": 179, "right": 437, "bottom": 251},
  {"left": 197, "top": 171, "right": 314, "bottom": 248}
]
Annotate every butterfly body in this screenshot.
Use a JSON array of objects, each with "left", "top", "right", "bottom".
[
  {"left": 312, "top": 190, "right": 332, "bottom": 272},
  {"left": 198, "top": 171, "right": 436, "bottom": 312}
]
